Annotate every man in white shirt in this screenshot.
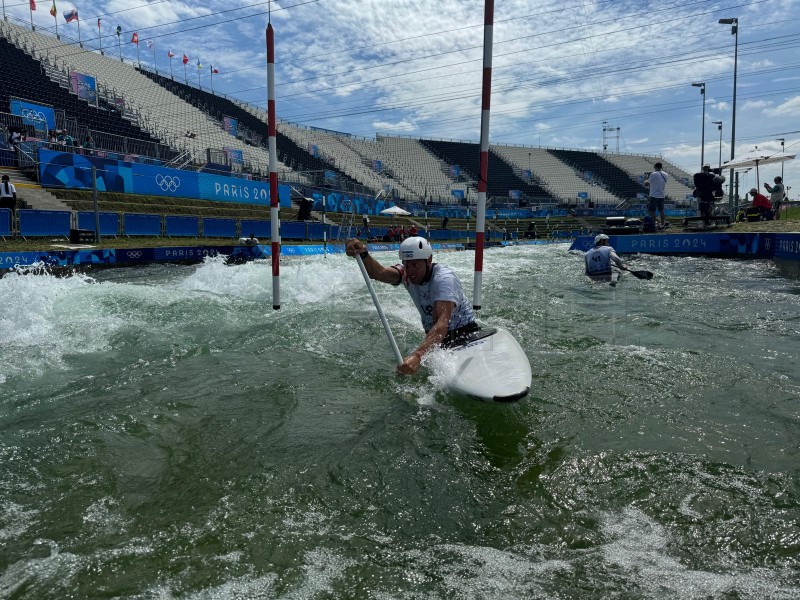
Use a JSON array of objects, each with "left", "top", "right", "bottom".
[
  {"left": 645, "top": 162, "right": 668, "bottom": 228},
  {"left": 345, "top": 236, "right": 478, "bottom": 375}
]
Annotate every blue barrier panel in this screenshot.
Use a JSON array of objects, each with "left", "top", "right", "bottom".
[
  {"left": 203, "top": 218, "right": 237, "bottom": 238},
  {"left": 19, "top": 210, "right": 70, "bottom": 237},
  {"left": 124, "top": 213, "right": 162, "bottom": 236},
  {"left": 240, "top": 219, "right": 270, "bottom": 238},
  {"left": 330, "top": 225, "right": 341, "bottom": 239},
  {"left": 77, "top": 211, "right": 119, "bottom": 236},
  {"left": 0, "top": 209, "right": 10, "bottom": 237},
  {"left": 306, "top": 223, "right": 325, "bottom": 241},
  {"left": 166, "top": 215, "right": 200, "bottom": 237},
  {"left": 0, "top": 148, "right": 14, "bottom": 167},
  {"left": 282, "top": 221, "right": 307, "bottom": 240}
]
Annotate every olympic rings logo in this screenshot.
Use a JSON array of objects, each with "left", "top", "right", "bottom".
[
  {"left": 155, "top": 174, "right": 180, "bottom": 192},
  {"left": 20, "top": 108, "right": 46, "bottom": 122},
  {"left": 126, "top": 250, "right": 143, "bottom": 258}
]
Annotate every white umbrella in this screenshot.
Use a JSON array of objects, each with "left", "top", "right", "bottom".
[
  {"left": 380, "top": 205, "right": 411, "bottom": 216},
  {"left": 722, "top": 151, "right": 795, "bottom": 188}
]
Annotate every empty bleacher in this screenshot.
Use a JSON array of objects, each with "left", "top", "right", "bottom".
[
  {"left": 547, "top": 149, "right": 650, "bottom": 203},
  {"left": 420, "top": 139, "right": 554, "bottom": 204},
  {"left": 0, "top": 20, "right": 298, "bottom": 178},
  {"left": 137, "top": 69, "right": 366, "bottom": 190},
  {"left": 492, "top": 145, "right": 622, "bottom": 206},
  {"left": 376, "top": 135, "right": 469, "bottom": 203},
  {"left": 0, "top": 35, "right": 167, "bottom": 156},
  {"left": 602, "top": 153, "right": 698, "bottom": 205}
]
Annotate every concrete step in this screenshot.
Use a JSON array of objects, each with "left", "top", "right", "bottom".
[{"left": 0, "top": 169, "right": 72, "bottom": 211}]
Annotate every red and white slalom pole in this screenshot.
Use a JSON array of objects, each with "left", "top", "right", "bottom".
[
  {"left": 472, "top": 0, "right": 494, "bottom": 311},
  {"left": 266, "top": 22, "right": 281, "bottom": 309}
]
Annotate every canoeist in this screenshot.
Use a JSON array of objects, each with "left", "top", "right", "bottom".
[
  {"left": 345, "top": 236, "right": 478, "bottom": 375},
  {"left": 584, "top": 234, "right": 625, "bottom": 282}
]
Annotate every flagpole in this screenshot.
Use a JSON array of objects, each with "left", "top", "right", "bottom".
[
  {"left": 117, "top": 31, "right": 122, "bottom": 61},
  {"left": 77, "top": 15, "right": 82, "bottom": 45},
  {"left": 28, "top": 0, "right": 34, "bottom": 31},
  {"left": 197, "top": 62, "right": 200, "bottom": 89},
  {"left": 211, "top": 67, "right": 214, "bottom": 94},
  {"left": 53, "top": 5, "right": 58, "bottom": 39},
  {"left": 183, "top": 61, "right": 187, "bottom": 84},
  {"left": 152, "top": 43, "right": 156, "bottom": 73},
  {"left": 169, "top": 55, "right": 173, "bottom": 79},
  {"left": 136, "top": 43, "right": 139, "bottom": 66},
  {"left": 98, "top": 20, "right": 101, "bottom": 53}
]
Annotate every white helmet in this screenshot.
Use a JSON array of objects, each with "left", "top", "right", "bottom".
[
  {"left": 399, "top": 236, "right": 433, "bottom": 260},
  {"left": 594, "top": 233, "right": 609, "bottom": 246}
]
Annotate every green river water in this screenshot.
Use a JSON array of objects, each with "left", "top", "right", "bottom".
[{"left": 0, "top": 243, "right": 798, "bottom": 599}]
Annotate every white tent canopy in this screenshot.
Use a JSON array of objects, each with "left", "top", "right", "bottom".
[
  {"left": 380, "top": 205, "right": 411, "bottom": 216},
  {"left": 722, "top": 151, "right": 795, "bottom": 188}
]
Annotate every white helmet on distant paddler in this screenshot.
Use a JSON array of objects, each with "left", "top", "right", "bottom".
[
  {"left": 399, "top": 236, "right": 433, "bottom": 261},
  {"left": 594, "top": 233, "right": 609, "bottom": 246}
]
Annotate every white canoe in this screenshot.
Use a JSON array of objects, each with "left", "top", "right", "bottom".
[{"left": 442, "top": 326, "right": 532, "bottom": 403}]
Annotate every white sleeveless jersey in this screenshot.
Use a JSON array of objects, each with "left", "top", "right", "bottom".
[
  {"left": 585, "top": 246, "right": 614, "bottom": 276},
  {"left": 394, "top": 263, "right": 475, "bottom": 333}
]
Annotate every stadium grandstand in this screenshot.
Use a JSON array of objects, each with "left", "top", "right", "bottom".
[{"left": 0, "top": 17, "right": 699, "bottom": 242}]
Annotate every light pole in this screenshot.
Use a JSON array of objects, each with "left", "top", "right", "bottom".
[
  {"left": 712, "top": 120, "right": 723, "bottom": 169},
  {"left": 719, "top": 17, "right": 738, "bottom": 212},
  {"left": 776, "top": 137, "right": 785, "bottom": 181},
  {"left": 692, "top": 82, "right": 706, "bottom": 169}
]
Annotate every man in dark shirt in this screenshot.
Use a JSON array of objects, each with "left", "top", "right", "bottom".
[{"left": 693, "top": 164, "right": 717, "bottom": 226}]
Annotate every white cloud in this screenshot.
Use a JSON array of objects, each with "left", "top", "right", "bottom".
[{"left": 764, "top": 96, "right": 800, "bottom": 118}]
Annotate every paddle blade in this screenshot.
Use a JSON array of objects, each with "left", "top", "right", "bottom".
[{"left": 629, "top": 270, "right": 654, "bottom": 280}]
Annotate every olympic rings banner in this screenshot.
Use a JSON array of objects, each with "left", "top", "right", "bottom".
[
  {"left": 10, "top": 98, "right": 56, "bottom": 131},
  {"left": 38, "top": 148, "right": 291, "bottom": 206}
]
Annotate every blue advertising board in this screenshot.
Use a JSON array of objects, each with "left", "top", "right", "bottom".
[
  {"left": 9, "top": 98, "right": 56, "bottom": 130},
  {"left": 38, "top": 148, "right": 290, "bottom": 207},
  {"left": 69, "top": 72, "right": 98, "bottom": 105},
  {"left": 569, "top": 232, "right": 775, "bottom": 257}
]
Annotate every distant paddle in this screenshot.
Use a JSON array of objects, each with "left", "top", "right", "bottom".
[{"left": 621, "top": 266, "right": 654, "bottom": 280}]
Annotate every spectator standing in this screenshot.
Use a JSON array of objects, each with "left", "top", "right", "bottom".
[
  {"left": 645, "top": 162, "right": 668, "bottom": 228},
  {"left": 441, "top": 216, "right": 449, "bottom": 230},
  {"left": 693, "top": 164, "right": 717, "bottom": 227},
  {"left": 0, "top": 174, "right": 17, "bottom": 218},
  {"left": 764, "top": 176, "right": 785, "bottom": 219}
]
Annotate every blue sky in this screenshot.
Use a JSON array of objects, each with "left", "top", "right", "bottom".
[{"left": 7, "top": 0, "right": 800, "bottom": 196}]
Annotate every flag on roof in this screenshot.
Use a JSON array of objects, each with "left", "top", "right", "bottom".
[
  {"left": 131, "top": 32, "right": 138, "bottom": 45},
  {"left": 146, "top": 40, "right": 153, "bottom": 50},
  {"left": 29, "top": 0, "right": 36, "bottom": 11},
  {"left": 182, "top": 54, "right": 189, "bottom": 65},
  {"left": 97, "top": 18, "right": 101, "bottom": 29},
  {"left": 63, "top": 8, "right": 78, "bottom": 22},
  {"left": 168, "top": 48, "right": 175, "bottom": 58},
  {"left": 196, "top": 59, "right": 202, "bottom": 69},
  {"left": 49, "top": 1, "right": 57, "bottom": 18},
  {"left": 212, "top": 66, "right": 219, "bottom": 74}
]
